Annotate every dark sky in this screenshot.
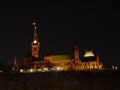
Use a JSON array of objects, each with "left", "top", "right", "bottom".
[{"left": 0, "top": 1, "right": 120, "bottom": 66}]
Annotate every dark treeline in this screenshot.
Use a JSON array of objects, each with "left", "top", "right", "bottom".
[{"left": 0, "top": 70, "right": 120, "bottom": 90}]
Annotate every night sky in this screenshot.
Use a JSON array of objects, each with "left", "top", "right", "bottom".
[{"left": 0, "top": 2, "right": 119, "bottom": 66}]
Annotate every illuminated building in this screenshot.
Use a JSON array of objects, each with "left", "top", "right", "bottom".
[{"left": 20, "top": 22, "right": 103, "bottom": 73}]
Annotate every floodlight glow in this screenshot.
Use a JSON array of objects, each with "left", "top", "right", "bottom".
[
  {"left": 33, "top": 40, "right": 37, "bottom": 44},
  {"left": 20, "top": 69, "right": 23, "bottom": 72},
  {"left": 30, "top": 69, "right": 33, "bottom": 72},
  {"left": 84, "top": 51, "right": 94, "bottom": 57}
]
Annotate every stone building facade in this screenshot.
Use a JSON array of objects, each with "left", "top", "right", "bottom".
[{"left": 19, "top": 22, "right": 102, "bottom": 73}]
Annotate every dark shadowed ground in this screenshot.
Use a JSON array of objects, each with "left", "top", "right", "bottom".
[{"left": 0, "top": 70, "right": 120, "bottom": 90}]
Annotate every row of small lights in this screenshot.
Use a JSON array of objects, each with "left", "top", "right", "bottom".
[{"left": 20, "top": 67, "right": 63, "bottom": 73}]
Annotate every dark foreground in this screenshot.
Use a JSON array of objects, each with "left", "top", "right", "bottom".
[{"left": 0, "top": 70, "right": 120, "bottom": 90}]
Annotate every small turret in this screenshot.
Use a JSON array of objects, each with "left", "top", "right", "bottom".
[
  {"left": 74, "top": 42, "right": 80, "bottom": 61},
  {"left": 96, "top": 53, "right": 99, "bottom": 63},
  {"left": 12, "top": 57, "right": 18, "bottom": 72}
]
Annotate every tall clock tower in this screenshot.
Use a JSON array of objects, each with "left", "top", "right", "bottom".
[{"left": 31, "top": 22, "right": 40, "bottom": 58}]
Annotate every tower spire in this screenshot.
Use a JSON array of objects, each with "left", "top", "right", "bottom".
[
  {"left": 12, "top": 56, "right": 18, "bottom": 72},
  {"left": 74, "top": 42, "right": 80, "bottom": 61},
  {"left": 96, "top": 53, "right": 99, "bottom": 63},
  {"left": 32, "top": 22, "right": 38, "bottom": 40},
  {"left": 31, "top": 22, "right": 40, "bottom": 58}
]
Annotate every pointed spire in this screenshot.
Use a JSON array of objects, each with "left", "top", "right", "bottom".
[
  {"left": 32, "top": 22, "right": 38, "bottom": 40},
  {"left": 96, "top": 53, "right": 99, "bottom": 63},
  {"left": 74, "top": 41, "right": 80, "bottom": 61},
  {"left": 12, "top": 56, "right": 18, "bottom": 72},
  {"left": 13, "top": 57, "right": 17, "bottom": 66}
]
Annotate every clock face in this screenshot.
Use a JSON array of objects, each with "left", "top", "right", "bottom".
[{"left": 33, "top": 40, "right": 37, "bottom": 44}]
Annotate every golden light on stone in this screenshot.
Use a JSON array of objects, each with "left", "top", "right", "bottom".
[
  {"left": 84, "top": 51, "right": 94, "bottom": 57},
  {"left": 20, "top": 22, "right": 103, "bottom": 73}
]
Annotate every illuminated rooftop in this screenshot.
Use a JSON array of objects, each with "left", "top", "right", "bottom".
[{"left": 84, "top": 49, "right": 94, "bottom": 57}]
